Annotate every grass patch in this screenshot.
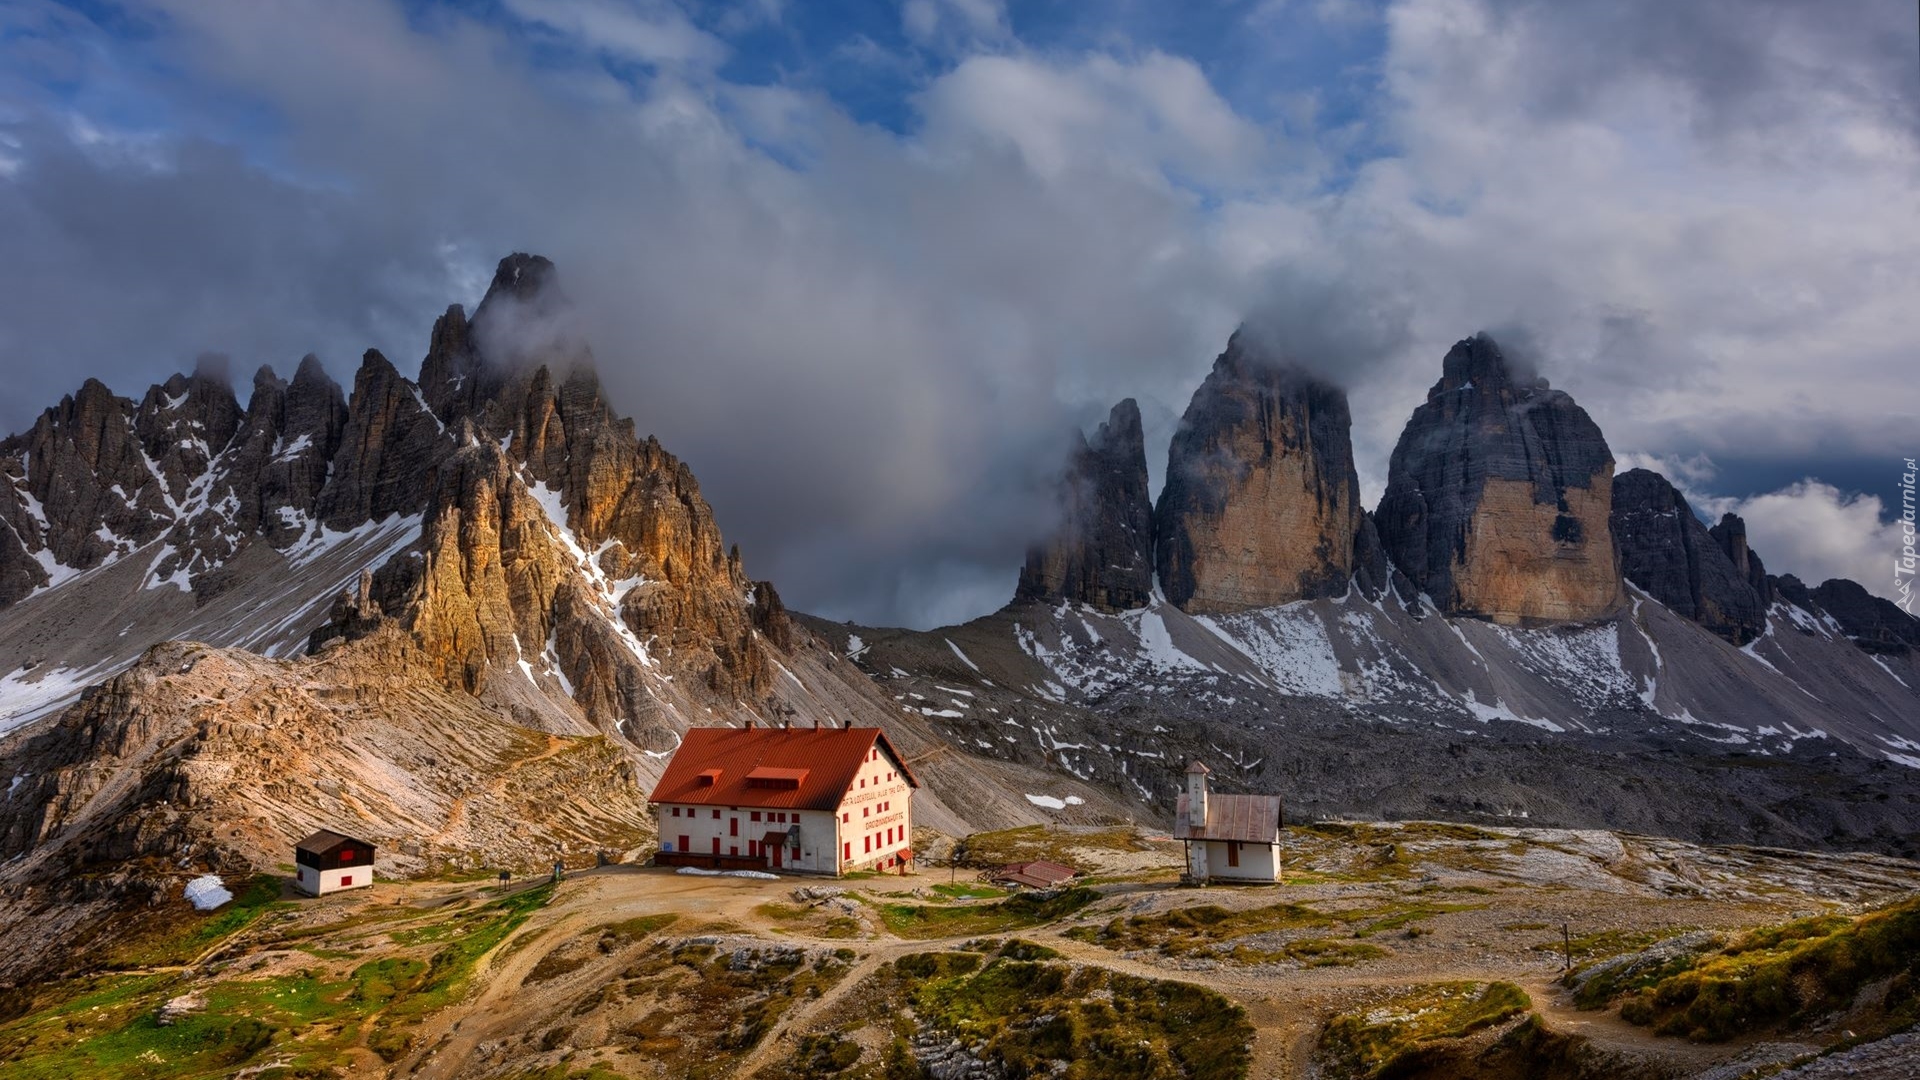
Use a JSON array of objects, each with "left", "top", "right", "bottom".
[
  {"left": 1318, "top": 981, "right": 1532, "bottom": 1079},
  {"left": 932, "top": 883, "right": 1007, "bottom": 901},
  {"left": 958, "top": 825, "right": 1164, "bottom": 868},
  {"left": 874, "top": 887, "right": 1096, "bottom": 939},
  {"left": 604, "top": 941, "right": 852, "bottom": 1078},
  {"left": 1223, "top": 939, "right": 1387, "bottom": 968},
  {"left": 0, "top": 882, "right": 555, "bottom": 1079},
  {"left": 767, "top": 948, "right": 1252, "bottom": 1080},
  {"left": 1068, "top": 898, "right": 1478, "bottom": 961},
  {"left": 526, "top": 913, "right": 679, "bottom": 984},
  {"left": 1616, "top": 896, "right": 1920, "bottom": 1042},
  {"left": 105, "top": 875, "right": 288, "bottom": 969}
]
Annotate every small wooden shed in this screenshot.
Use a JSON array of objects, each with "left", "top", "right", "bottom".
[{"left": 294, "top": 830, "right": 375, "bottom": 896}]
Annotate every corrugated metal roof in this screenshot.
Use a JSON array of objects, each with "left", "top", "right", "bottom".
[
  {"left": 648, "top": 727, "right": 920, "bottom": 811},
  {"left": 295, "top": 829, "right": 373, "bottom": 855},
  {"left": 1174, "top": 793, "right": 1283, "bottom": 843}
]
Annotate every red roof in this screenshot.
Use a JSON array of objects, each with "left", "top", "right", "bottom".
[
  {"left": 648, "top": 726, "right": 920, "bottom": 811},
  {"left": 1175, "top": 792, "right": 1283, "bottom": 843}
]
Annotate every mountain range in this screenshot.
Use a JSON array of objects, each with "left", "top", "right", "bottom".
[{"left": 2, "top": 254, "right": 1917, "bottom": 981}]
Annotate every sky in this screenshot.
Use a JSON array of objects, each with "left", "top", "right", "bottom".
[{"left": 1, "top": 0, "right": 1916, "bottom": 627}]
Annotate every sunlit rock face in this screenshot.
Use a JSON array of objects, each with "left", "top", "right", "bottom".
[
  {"left": 1376, "top": 333, "right": 1622, "bottom": 625},
  {"left": 1154, "top": 330, "right": 1366, "bottom": 614}
]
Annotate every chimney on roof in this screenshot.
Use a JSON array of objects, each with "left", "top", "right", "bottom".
[{"left": 1186, "top": 760, "right": 1211, "bottom": 824}]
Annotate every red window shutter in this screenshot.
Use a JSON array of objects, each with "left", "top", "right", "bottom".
[
  {"left": 751, "top": 811, "right": 761, "bottom": 822},
  {"left": 843, "top": 842, "right": 851, "bottom": 861},
  {"left": 1227, "top": 842, "right": 1240, "bottom": 868},
  {"left": 730, "top": 818, "right": 738, "bottom": 837},
  {"left": 342, "top": 875, "right": 352, "bottom": 886}
]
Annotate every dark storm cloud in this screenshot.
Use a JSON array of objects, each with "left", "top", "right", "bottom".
[{"left": 1478, "top": 0, "right": 1919, "bottom": 140}]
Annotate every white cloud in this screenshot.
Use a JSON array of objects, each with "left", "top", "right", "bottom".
[
  {"left": 919, "top": 52, "right": 1264, "bottom": 185},
  {"left": 501, "top": 0, "right": 728, "bottom": 68},
  {"left": 1696, "top": 481, "right": 1908, "bottom": 603},
  {"left": 903, "top": 0, "right": 1006, "bottom": 44}
]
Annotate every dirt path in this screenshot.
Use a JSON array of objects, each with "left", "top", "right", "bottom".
[
  {"left": 364, "top": 860, "right": 1884, "bottom": 1080},
  {"left": 428, "top": 734, "right": 574, "bottom": 847}
]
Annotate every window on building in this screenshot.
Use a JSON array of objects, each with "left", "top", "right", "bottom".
[
  {"left": 1227, "top": 842, "right": 1240, "bottom": 868},
  {"left": 842, "top": 812, "right": 849, "bottom": 823},
  {"left": 711, "top": 837, "right": 720, "bottom": 854},
  {"left": 712, "top": 809, "right": 720, "bottom": 819},
  {"left": 843, "top": 842, "right": 851, "bottom": 861},
  {"left": 863, "top": 807, "right": 869, "bottom": 817},
  {"left": 671, "top": 807, "right": 680, "bottom": 817},
  {"left": 729, "top": 818, "right": 738, "bottom": 837},
  {"left": 751, "top": 811, "right": 761, "bottom": 822},
  {"left": 859, "top": 778, "right": 865, "bottom": 788}
]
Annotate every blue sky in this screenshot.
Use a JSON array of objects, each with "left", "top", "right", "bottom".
[{"left": 1, "top": 0, "right": 1915, "bottom": 625}]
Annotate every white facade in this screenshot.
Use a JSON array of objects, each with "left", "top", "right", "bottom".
[
  {"left": 832, "top": 743, "right": 913, "bottom": 873},
  {"left": 654, "top": 742, "right": 913, "bottom": 876},
  {"left": 658, "top": 804, "right": 840, "bottom": 873},
  {"left": 1186, "top": 839, "right": 1279, "bottom": 882},
  {"left": 295, "top": 863, "right": 373, "bottom": 896}
]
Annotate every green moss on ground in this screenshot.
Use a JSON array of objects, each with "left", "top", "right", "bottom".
[
  {"left": 1318, "top": 981, "right": 1532, "bottom": 1079},
  {"left": 1068, "top": 897, "right": 1479, "bottom": 963},
  {"left": 1615, "top": 896, "right": 1920, "bottom": 1042},
  {"left": 0, "top": 884, "right": 555, "bottom": 1078},
  {"left": 763, "top": 948, "right": 1252, "bottom": 1080},
  {"left": 603, "top": 940, "right": 853, "bottom": 1079},
  {"left": 874, "top": 887, "right": 1096, "bottom": 939}
]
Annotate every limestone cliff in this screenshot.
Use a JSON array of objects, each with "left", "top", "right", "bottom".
[
  {"left": 1610, "top": 468, "right": 1765, "bottom": 644},
  {"left": 1375, "top": 334, "right": 1622, "bottom": 624},
  {"left": 1154, "top": 330, "right": 1365, "bottom": 613},
  {"left": 1016, "top": 399, "right": 1153, "bottom": 611}
]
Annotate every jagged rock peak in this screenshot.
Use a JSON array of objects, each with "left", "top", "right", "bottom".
[
  {"left": 1610, "top": 468, "right": 1765, "bottom": 645},
  {"left": 1154, "top": 329, "right": 1364, "bottom": 614},
  {"left": 1016, "top": 398, "right": 1153, "bottom": 612},
  {"left": 480, "top": 252, "right": 559, "bottom": 311},
  {"left": 1708, "top": 512, "right": 1774, "bottom": 608},
  {"left": 1375, "top": 333, "right": 1622, "bottom": 625}
]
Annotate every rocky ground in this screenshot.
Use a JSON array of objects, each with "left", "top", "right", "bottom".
[{"left": 2, "top": 822, "right": 1913, "bottom": 1080}]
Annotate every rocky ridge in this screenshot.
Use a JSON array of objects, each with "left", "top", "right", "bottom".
[
  {"left": 1153, "top": 330, "right": 1368, "bottom": 613},
  {"left": 1608, "top": 468, "right": 1765, "bottom": 645},
  {"left": 1375, "top": 333, "right": 1623, "bottom": 624}
]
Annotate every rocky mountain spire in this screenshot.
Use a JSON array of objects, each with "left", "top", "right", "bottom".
[
  {"left": 1154, "top": 329, "right": 1366, "bottom": 613},
  {"left": 1375, "top": 333, "right": 1622, "bottom": 624},
  {"left": 1016, "top": 399, "right": 1154, "bottom": 611},
  {"left": 1708, "top": 512, "right": 1774, "bottom": 608},
  {"left": 1609, "top": 468, "right": 1765, "bottom": 644}
]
